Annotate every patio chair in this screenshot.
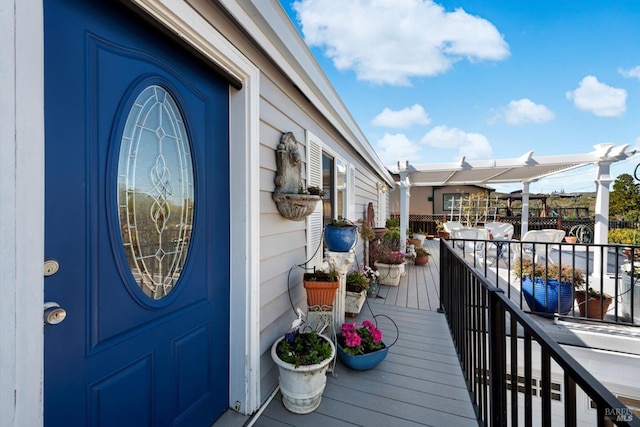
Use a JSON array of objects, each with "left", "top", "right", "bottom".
[
  {"left": 511, "top": 229, "right": 566, "bottom": 263},
  {"left": 450, "top": 227, "right": 489, "bottom": 262},
  {"left": 443, "top": 221, "right": 463, "bottom": 234},
  {"left": 483, "top": 222, "right": 514, "bottom": 240}
]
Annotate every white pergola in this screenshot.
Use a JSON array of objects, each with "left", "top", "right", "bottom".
[{"left": 392, "top": 143, "right": 634, "bottom": 275}]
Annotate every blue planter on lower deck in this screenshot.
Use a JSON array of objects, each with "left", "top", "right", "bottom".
[
  {"left": 336, "top": 343, "right": 388, "bottom": 371},
  {"left": 521, "top": 276, "right": 574, "bottom": 314}
]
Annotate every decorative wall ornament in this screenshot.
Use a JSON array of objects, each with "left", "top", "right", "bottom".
[{"left": 273, "top": 132, "right": 321, "bottom": 221}]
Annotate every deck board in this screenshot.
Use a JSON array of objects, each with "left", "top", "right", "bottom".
[{"left": 250, "top": 241, "right": 478, "bottom": 426}]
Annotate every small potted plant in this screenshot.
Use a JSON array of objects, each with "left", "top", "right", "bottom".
[
  {"left": 345, "top": 269, "right": 370, "bottom": 316},
  {"left": 324, "top": 218, "right": 357, "bottom": 252},
  {"left": 303, "top": 268, "right": 339, "bottom": 309},
  {"left": 620, "top": 261, "right": 640, "bottom": 323},
  {"left": 514, "top": 258, "right": 584, "bottom": 314},
  {"left": 574, "top": 286, "right": 613, "bottom": 320},
  {"left": 413, "top": 230, "right": 427, "bottom": 244},
  {"left": 414, "top": 247, "right": 430, "bottom": 266},
  {"left": 271, "top": 327, "right": 335, "bottom": 413},
  {"left": 336, "top": 320, "right": 390, "bottom": 371},
  {"left": 371, "top": 239, "right": 406, "bottom": 286},
  {"left": 435, "top": 220, "right": 449, "bottom": 239}
]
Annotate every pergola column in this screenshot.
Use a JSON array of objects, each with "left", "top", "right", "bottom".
[
  {"left": 521, "top": 182, "right": 530, "bottom": 236},
  {"left": 592, "top": 161, "right": 613, "bottom": 277},
  {"left": 399, "top": 172, "right": 410, "bottom": 254}
]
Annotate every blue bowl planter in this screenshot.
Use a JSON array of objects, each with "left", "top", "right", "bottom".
[
  {"left": 324, "top": 224, "right": 357, "bottom": 252},
  {"left": 336, "top": 343, "right": 388, "bottom": 371},
  {"left": 521, "top": 276, "right": 574, "bottom": 314}
]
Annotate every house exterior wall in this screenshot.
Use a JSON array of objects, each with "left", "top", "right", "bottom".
[
  {"left": 191, "top": 1, "right": 391, "bottom": 405},
  {"left": 390, "top": 185, "right": 491, "bottom": 216},
  {"left": 256, "top": 74, "right": 388, "bottom": 402}
]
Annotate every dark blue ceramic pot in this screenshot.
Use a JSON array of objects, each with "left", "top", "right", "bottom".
[
  {"left": 324, "top": 224, "right": 357, "bottom": 252},
  {"left": 521, "top": 276, "right": 573, "bottom": 314}
]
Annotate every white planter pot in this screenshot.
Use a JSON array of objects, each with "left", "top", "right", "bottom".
[
  {"left": 620, "top": 273, "right": 640, "bottom": 324},
  {"left": 345, "top": 290, "right": 367, "bottom": 315},
  {"left": 414, "top": 234, "right": 426, "bottom": 244},
  {"left": 374, "top": 262, "right": 405, "bottom": 286},
  {"left": 271, "top": 335, "right": 335, "bottom": 414}
]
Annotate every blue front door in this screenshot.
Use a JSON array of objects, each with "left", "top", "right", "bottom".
[{"left": 44, "top": 1, "right": 230, "bottom": 425}]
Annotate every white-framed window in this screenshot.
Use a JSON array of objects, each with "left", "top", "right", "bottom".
[{"left": 306, "top": 131, "right": 355, "bottom": 267}]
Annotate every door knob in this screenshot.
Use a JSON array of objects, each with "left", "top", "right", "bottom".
[{"left": 44, "top": 302, "right": 67, "bottom": 325}]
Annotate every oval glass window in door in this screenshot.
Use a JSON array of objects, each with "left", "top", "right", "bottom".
[{"left": 117, "top": 85, "right": 194, "bottom": 300}]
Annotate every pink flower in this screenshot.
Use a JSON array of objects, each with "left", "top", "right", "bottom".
[
  {"left": 344, "top": 331, "right": 362, "bottom": 348},
  {"left": 370, "top": 328, "right": 383, "bottom": 343},
  {"left": 362, "top": 320, "right": 375, "bottom": 329},
  {"left": 341, "top": 322, "right": 356, "bottom": 334}
]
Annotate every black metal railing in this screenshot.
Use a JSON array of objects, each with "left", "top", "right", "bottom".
[
  {"left": 401, "top": 215, "right": 638, "bottom": 241},
  {"left": 440, "top": 239, "right": 640, "bottom": 426},
  {"left": 446, "top": 236, "right": 640, "bottom": 327}
]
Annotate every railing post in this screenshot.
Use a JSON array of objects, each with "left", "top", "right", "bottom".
[{"left": 488, "top": 288, "right": 507, "bottom": 427}]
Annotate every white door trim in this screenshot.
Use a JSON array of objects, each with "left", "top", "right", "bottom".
[
  {"left": 128, "top": 0, "right": 262, "bottom": 414},
  {"left": 0, "top": 0, "right": 45, "bottom": 425}
]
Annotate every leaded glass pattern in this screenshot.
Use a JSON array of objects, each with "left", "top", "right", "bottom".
[{"left": 117, "top": 85, "right": 194, "bottom": 299}]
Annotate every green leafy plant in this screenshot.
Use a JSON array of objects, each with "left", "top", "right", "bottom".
[
  {"left": 303, "top": 268, "right": 339, "bottom": 282},
  {"left": 358, "top": 221, "right": 375, "bottom": 241},
  {"left": 385, "top": 218, "right": 400, "bottom": 229},
  {"left": 575, "top": 286, "right": 612, "bottom": 300},
  {"left": 514, "top": 258, "right": 585, "bottom": 286},
  {"left": 371, "top": 240, "right": 405, "bottom": 264},
  {"left": 276, "top": 330, "right": 333, "bottom": 367},
  {"left": 337, "top": 321, "right": 385, "bottom": 356},
  {"left": 307, "top": 186, "right": 324, "bottom": 197},
  {"left": 346, "top": 270, "right": 370, "bottom": 293},
  {"left": 608, "top": 228, "right": 639, "bottom": 245},
  {"left": 383, "top": 228, "right": 401, "bottom": 242},
  {"left": 330, "top": 218, "right": 355, "bottom": 227},
  {"left": 415, "top": 247, "right": 429, "bottom": 257}
]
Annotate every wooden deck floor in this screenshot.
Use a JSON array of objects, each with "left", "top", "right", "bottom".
[{"left": 250, "top": 240, "right": 478, "bottom": 427}]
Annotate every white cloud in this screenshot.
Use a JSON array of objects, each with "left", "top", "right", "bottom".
[
  {"left": 490, "top": 98, "right": 555, "bottom": 125},
  {"left": 292, "top": 0, "right": 510, "bottom": 86},
  {"left": 371, "top": 104, "right": 431, "bottom": 128},
  {"left": 566, "top": 76, "right": 627, "bottom": 117},
  {"left": 619, "top": 66, "right": 640, "bottom": 80},
  {"left": 420, "top": 125, "right": 492, "bottom": 159},
  {"left": 374, "top": 133, "right": 422, "bottom": 166}
]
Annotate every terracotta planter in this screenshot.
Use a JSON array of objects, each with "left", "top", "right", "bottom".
[
  {"left": 374, "top": 262, "right": 405, "bottom": 286},
  {"left": 408, "top": 238, "right": 421, "bottom": 247},
  {"left": 565, "top": 236, "right": 578, "bottom": 244},
  {"left": 345, "top": 290, "right": 367, "bottom": 316},
  {"left": 414, "top": 254, "right": 429, "bottom": 266},
  {"left": 575, "top": 292, "right": 612, "bottom": 320},
  {"left": 437, "top": 230, "right": 450, "bottom": 239},
  {"left": 373, "top": 227, "right": 388, "bottom": 240},
  {"left": 303, "top": 278, "right": 339, "bottom": 308}
]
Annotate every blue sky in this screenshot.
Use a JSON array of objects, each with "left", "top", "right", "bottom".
[{"left": 279, "top": 0, "right": 640, "bottom": 193}]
